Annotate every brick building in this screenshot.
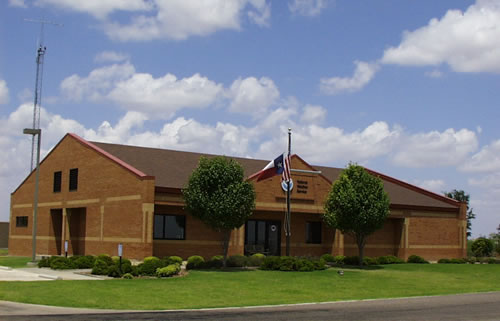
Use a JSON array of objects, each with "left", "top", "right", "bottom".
[{"left": 8, "top": 133, "right": 467, "bottom": 261}]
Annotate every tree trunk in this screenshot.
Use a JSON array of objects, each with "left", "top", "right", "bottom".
[
  {"left": 222, "top": 229, "right": 231, "bottom": 267},
  {"left": 356, "top": 235, "right": 366, "bottom": 266}
]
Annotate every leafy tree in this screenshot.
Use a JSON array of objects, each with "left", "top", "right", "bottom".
[
  {"left": 471, "top": 237, "right": 494, "bottom": 257},
  {"left": 444, "top": 190, "right": 476, "bottom": 238},
  {"left": 183, "top": 156, "right": 255, "bottom": 266},
  {"left": 323, "top": 163, "right": 390, "bottom": 266}
]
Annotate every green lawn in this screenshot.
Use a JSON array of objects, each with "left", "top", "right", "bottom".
[
  {"left": 0, "top": 256, "right": 31, "bottom": 268},
  {"left": 0, "top": 264, "right": 499, "bottom": 310},
  {"left": 0, "top": 249, "right": 8, "bottom": 256}
]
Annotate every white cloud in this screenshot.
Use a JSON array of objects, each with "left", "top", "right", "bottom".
[
  {"left": 34, "top": 0, "right": 153, "bottom": 20},
  {"left": 227, "top": 77, "right": 279, "bottom": 116},
  {"left": 300, "top": 104, "right": 326, "bottom": 124},
  {"left": 0, "top": 79, "right": 9, "bottom": 104},
  {"left": 393, "top": 128, "right": 478, "bottom": 168},
  {"left": 103, "top": 0, "right": 271, "bottom": 41},
  {"left": 60, "top": 62, "right": 223, "bottom": 119},
  {"left": 8, "top": 0, "right": 27, "bottom": 8},
  {"left": 468, "top": 172, "right": 500, "bottom": 188},
  {"left": 289, "top": 0, "right": 329, "bottom": 17},
  {"left": 382, "top": 0, "right": 500, "bottom": 73},
  {"left": 94, "top": 51, "right": 130, "bottom": 63},
  {"left": 460, "top": 139, "right": 500, "bottom": 172},
  {"left": 320, "top": 61, "right": 379, "bottom": 94},
  {"left": 413, "top": 179, "right": 446, "bottom": 193}
]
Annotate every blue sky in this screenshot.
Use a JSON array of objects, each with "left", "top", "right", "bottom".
[{"left": 1, "top": 0, "right": 499, "bottom": 238}]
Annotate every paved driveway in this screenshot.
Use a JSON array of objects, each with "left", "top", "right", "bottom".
[{"left": 0, "top": 266, "right": 106, "bottom": 281}]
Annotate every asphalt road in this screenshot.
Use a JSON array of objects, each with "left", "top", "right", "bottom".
[{"left": 2, "top": 292, "right": 500, "bottom": 321}]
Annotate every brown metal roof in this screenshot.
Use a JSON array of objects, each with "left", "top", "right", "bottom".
[{"left": 92, "top": 141, "right": 459, "bottom": 210}]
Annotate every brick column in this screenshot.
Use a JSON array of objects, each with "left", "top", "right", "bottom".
[
  {"left": 60, "top": 208, "right": 67, "bottom": 256},
  {"left": 398, "top": 217, "right": 410, "bottom": 260},
  {"left": 459, "top": 203, "right": 467, "bottom": 258}
]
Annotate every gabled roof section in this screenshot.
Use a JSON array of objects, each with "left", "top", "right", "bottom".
[{"left": 68, "top": 134, "right": 152, "bottom": 179}]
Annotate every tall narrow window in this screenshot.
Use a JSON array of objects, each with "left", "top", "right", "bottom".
[
  {"left": 306, "top": 221, "right": 322, "bottom": 244},
  {"left": 69, "top": 168, "right": 78, "bottom": 191},
  {"left": 53, "top": 171, "right": 62, "bottom": 193}
]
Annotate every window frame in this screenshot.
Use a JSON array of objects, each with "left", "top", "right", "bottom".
[
  {"left": 306, "top": 221, "right": 322, "bottom": 244},
  {"left": 16, "top": 216, "right": 28, "bottom": 228},
  {"left": 53, "top": 171, "right": 62, "bottom": 193},
  {"left": 153, "top": 214, "right": 186, "bottom": 240},
  {"left": 69, "top": 168, "right": 78, "bottom": 191}
]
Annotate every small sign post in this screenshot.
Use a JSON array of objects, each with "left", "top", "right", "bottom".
[
  {"left": 118, "top": 243, "right": 123, "bottom": 273},
  {"left": 64, "top": 240, "right": 68, "bottom": 258}
]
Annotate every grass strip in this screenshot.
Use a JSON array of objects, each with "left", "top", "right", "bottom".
[
  {"left": 0, "top": 264, "right": 499, "bottom": 310},
  {"left": 0, "top": 256, "right": 31, "bottom": 268}
]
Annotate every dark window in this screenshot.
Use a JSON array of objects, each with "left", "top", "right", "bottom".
[
  {"left": 53, "top": 171, "right": 62, "bottom": 193},
  {"left": 306, "top": 221, "right": 322, "bottom": 244},
  {"left": 69, "top": 168, "right": 78, "bottom": 191},
  {"left": 16, "top": 216, "right": 28, "bottom": 227},
  {"left": 153, "top": 214, "right": 185, "bottom": 240}
]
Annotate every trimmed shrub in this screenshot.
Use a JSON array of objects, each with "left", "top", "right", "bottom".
[
  {"left": 334, "top": 255, "right": 346, "bottom": 265},
  {"left": 205, "top": 255, "right": 223, "bottom": 268},
  {"left": 249, "top": 253, "right": 266, "bottom": 267},
  {"left": 296, "top": 258, "right": 315, "bottom": 271},
  {"left": 376, "top": 255, "right": 404, "bottom": 265},
  {"left": 130, "top": 265, "right": 139, "bottom": 277},
  {"left": 227, "top": 254, "right": 249, "bottom": 267},
  {"left": 91, "top": 258, "right": 110, "bottom": 275},
  {"left": 471, "top": 238, "right": 494, "bottom": 257},
  {"left": 450, "top": 258, "right": 467, "bottom": 264},
  {"left": 278, "top": 256, "right": 296, "bottom": 271},
  {"left": 487, "top": 258, "right": 499, "bottom": 264},
  {"left": 466, "top": 257, "right": 477, "bottom": 264},
  {"left": 117, "top": 258, "right": 132, "bottom": 274},
  {"left": 156, "top": 264, "right": 181, "bottom": 277},
  {"left": 261, "top": 256, "right": 281, "bottom": 270},
  {"left": 167, "top": 256, "right": 183, "bottom": 265},
  {"left": 37, "top": 257, "right": 50, "bottom": 268},
  {"left": 363, "top": 257, "right": 377, "bottom": 266},
  {"left": 321, "top": 254, "right": 335, "bottom": 263},
  {"left": 407, "top": 255, "right": 429, "bottom": 264},
  {"left": 186, "top": 256, "right": 205, "bottom": 270},
  {"left": 107, "top": 264, "right": 122, "bottom": 278},
  {"left": 73, "top": 255, "right": 96, "bottom": 269},
  {"left": 343, "top": 256, "right": 360, "bottom": 265},
  {"left": 138, "top": 257, "right": 162, "bottom": 276},
  {"left": 438, "top": 258, "right": 451, "bottom": 264},
  {"left": 50, "top": 257, "right": 75, "bottom": 270},
  {"left": 96, "top": 254, "right": 113, "bottom": 266},
  {"left": 122, "top": 273, "right": 133, "bottom": 279}
]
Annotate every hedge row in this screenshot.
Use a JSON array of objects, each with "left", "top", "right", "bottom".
[
  {"left": 38, "top": 254, "right": 183, "bottom": 278},
  {"left": 186, "top": 253, "right": 266, "bottom": 269},
  {"left": 320, "top": 254, "right": 406, "bottom": 266},
  {"left": 260, "top": 256, "right": 326, "bottom": 271}
]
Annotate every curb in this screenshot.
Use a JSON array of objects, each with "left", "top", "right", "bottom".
[
  {"left": 37, "top": 274, "right": 62, "bottom": 280},
  {"left": 0, "top": 266, "right": 12, "bottom": 271}
]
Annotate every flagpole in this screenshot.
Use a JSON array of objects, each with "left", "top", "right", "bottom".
[{"left": 286, "top": 128, "right": 291, "bottom": 256}]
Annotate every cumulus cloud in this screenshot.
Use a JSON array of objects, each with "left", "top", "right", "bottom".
[
  {"left": 382, "top": 0, "right": 500, "bottom": 73},
  {"left": 392, "top": 128, "right": 478, "bottom": 167},
  {"left": 300, "top": 104, "right": 326, "bottom": 124},
  {"left": 0, "top": 79, "right": 9, "bottom": 104},
  {"left": 289, "top": 0, "right": 329, "bottom": 17},
  {"left": 94, "top": 51, "right": 130, "bottom": 63},
  {"left": 320, "top": 61, "right": 379, "bottom": 94},
  {"left": 413, "top": 179, "right": 446, "bottom": 193},
  {"left": 60, "top": 62, "right": 223, "bottom": 119},
  {"left": 460, "top": 139, "right": 500, "bottom": 172},
  {"left": 425, "top": 70, "right": 443, "bottom": 78},
  {"left": 227, "top": 77, "right": 280, "bottom": 116},
  {"left": 103, "top": 0, "right": 271, "bottom": 41},
  {"left": 34, "top": 0, "right": 153, "bottom": 20}
]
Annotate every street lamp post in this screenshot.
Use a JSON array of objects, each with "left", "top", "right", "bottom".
[{"left": 23, "top": 128, "right": 41, "bottom": 262}]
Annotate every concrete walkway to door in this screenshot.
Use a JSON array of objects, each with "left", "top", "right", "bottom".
[{"left": 0, "top": 266, "right": 108, "bottom": 281}]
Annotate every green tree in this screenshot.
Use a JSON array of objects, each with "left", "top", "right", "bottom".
[
  {"left": 471, "top": 237, "right": 494, "bottom": 257},
  {"left": 183, "top": 156, "right": 255, "bottom": 266},
  {"left": 444, "top": 190, "right": 476, "bottom": 238},
  {"left": 323, "top": 163, "right": 390, "bottom": 266}
]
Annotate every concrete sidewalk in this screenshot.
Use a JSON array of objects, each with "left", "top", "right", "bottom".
[{"left": 0, "top": 266, "right": 108, "bottom": 281}]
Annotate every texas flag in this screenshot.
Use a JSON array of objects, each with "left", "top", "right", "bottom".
[{"left": 256, "top": 153, "right": 291, "bottom": 182}]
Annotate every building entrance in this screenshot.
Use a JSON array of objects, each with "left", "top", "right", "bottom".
[{"left": 245, "top": 220, "right": 281, "bottom": 256}]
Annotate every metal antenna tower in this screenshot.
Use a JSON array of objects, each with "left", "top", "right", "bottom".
[{"left": 24, "top": 18, "right": 62, "bottom": 171}]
